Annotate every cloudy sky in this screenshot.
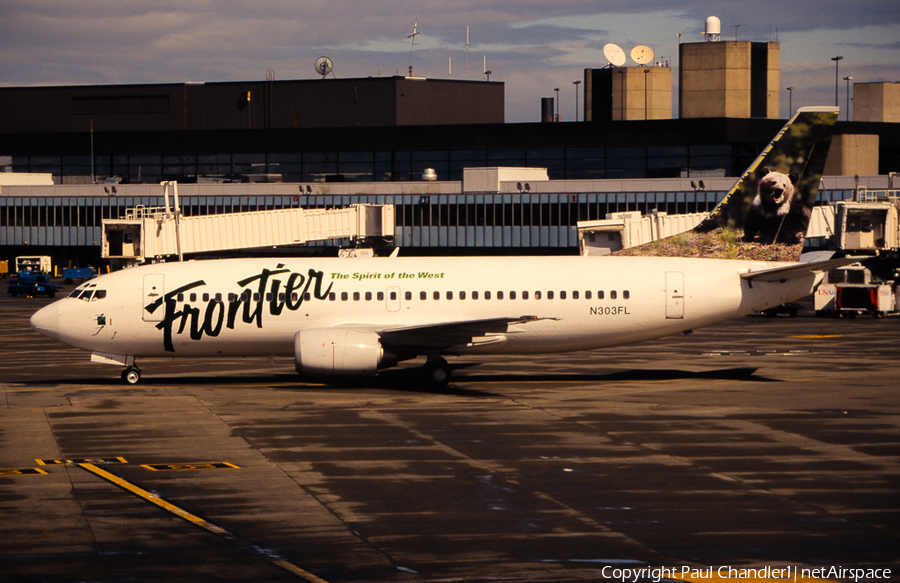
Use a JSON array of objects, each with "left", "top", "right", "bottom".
[{"left": 2, "top": 0, "right": 898, "bottom": 122}]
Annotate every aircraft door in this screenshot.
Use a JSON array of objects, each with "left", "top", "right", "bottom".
[
  {"left": 386, "top": 286, "right": 401, "bottom": 312},
  {"left": 665, "top": 271, "right": 684, "bottom": 319},
  {"left": 142, "top": 274, "right": 165, "bottom": 322}
]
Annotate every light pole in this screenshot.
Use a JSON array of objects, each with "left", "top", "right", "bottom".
[
  {"left": 786, "top": 87, "right": 794, "bottom": 117},
  {"left": 643, "top": 68, "right": 650, "bottom": 120},
  {"left": 843, "top": 76, "right": 853, "bottom": 121},
  {"left": 831, "top": 56, "right": 843, "bottom": 107},
  {"left": 554, "top": 87, "right": 559, "bottom": 122},
  {"left": 573, "top": 80, "right": 581, "bottom": 122}
]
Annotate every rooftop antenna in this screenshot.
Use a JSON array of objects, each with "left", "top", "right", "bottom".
[
  {"left": 703, "top": 16, "right": 721, "bottom": 42},
  {"left": 406, "top": 17, "right": 420, "bottom": 77},
  {"left": 466, "top": 26, "right": 469, "bottom": 80},
  {"left": 603, "top": 43, "right": 626, "bottom": 67},
  {"left": 314, "top": 56, "right": 334, "bottom": 79},
  {"left": 730, "top": 21, "right": 743, "bottom": 42}
]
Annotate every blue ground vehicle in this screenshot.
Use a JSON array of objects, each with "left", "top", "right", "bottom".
[{"left": 6, "top": 271, "right": 63, "bottom": 298}]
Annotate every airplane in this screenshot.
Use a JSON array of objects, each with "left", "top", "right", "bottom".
[{"left": 31, "top": 106, "right": 852, "bottom": 386}]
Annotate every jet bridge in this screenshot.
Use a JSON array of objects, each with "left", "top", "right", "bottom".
[{"left": 102, "top": 182, "right": 394, "bottom": 264}]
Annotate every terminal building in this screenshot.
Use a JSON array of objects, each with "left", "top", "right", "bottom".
[{"left": 1, "top": 32, "right": 898, "bottom": 266}]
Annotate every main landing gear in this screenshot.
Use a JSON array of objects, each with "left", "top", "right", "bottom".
[
  {"left": 424, "top": 356, "right": 451, "bottom": 387},
  {"left": 121, "top": 366, "right": 142, "bottom": 385}
]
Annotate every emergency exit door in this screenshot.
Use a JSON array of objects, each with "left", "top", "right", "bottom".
[{"left": 666, "top": 272, "right": 684, "bottom": 319}]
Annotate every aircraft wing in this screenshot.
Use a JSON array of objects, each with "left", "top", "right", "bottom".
[
  {"left": 741, "top": 257, "right": 860, "bottom": 283},
  {"left": 377, "top": 316, "right": 558, "bottom": 350}
]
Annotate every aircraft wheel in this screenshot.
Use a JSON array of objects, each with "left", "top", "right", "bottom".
[
  {"left": 122, "top": 367, "right": 141, "bottom": 385},
  {"left": 424, "top": 357, "right": 451, "bottom": 387}
]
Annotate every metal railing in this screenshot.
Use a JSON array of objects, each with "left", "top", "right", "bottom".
[{"left": 856, "top": 187, "right": 900, "bottom": 203}]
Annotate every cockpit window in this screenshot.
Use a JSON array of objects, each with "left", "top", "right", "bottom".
[{"left": 70, "top": 288, "right": 106, "bottom": 301}]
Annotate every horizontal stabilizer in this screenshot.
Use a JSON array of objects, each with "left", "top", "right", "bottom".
[{"left": 741, "top": 257, "right": 860, "bottom": 283}]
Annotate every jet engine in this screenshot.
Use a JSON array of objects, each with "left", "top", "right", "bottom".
[{"left": 294, "top": 329, "right": 396, "bottom": 377}]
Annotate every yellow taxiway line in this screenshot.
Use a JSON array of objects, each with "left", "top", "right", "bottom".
[{"left": 78, "top": 462, "right": 328, "bottom": 583}]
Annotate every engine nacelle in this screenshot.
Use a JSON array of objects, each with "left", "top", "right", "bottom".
[{"left": 294, "top": 329, "right": 394, "bottom": 377}]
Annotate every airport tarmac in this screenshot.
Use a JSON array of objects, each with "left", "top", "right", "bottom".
[{"left": 1, "top": 292, "right": 898, "bottom": 583}]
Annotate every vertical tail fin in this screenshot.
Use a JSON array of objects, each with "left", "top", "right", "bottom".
[{"left": 614, "top": 106, "right": 839, "bottom": 261}]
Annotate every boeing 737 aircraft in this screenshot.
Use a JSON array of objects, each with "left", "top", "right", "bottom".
[{"left": 31, "top": 107, "right": 850, "bottom": 385}]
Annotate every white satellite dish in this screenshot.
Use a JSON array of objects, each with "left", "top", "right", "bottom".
[
  {"left": 603, "top": 43, "right": 626, "bottom": 67},
  {"left": 630, "top": 45, "right": 654, "bottom": 65},
  {"left": 314, "top": 56, "right": 333, "bottom": 78}
]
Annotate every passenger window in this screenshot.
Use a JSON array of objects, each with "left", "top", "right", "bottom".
[
  {"left": 572, "top": 290, "right": 578, "bottom": 300},
  {"left": 585, "top": 291, "right": 592, "bottom": 300},
  {"left": 497, "top": 291, "right": 504, "bottom": 300},
  {"left": 405, "top": 291, "right": 412, "bottom": 301},
  {"left": 215, "top": 293, "right": 223, "bottom": 303},
  {"left": 447, "top": 291, "right": 453, "bottom": 300},
  {"left": 598, "top": 291, "right": 605, "bottom": 300},
  {"left": 611, "top": 290, "right": 617, "bottom": 300},
  {"left": 377, "top": 292, "right": 385, "bottom": 301},
  {"left": 547, "top": 291, "right": 554, "bottom": 300},
  {"left": 278, "top": 293, "right": 285, "bottom": 302},
  {"left": 304, "top": 293, "right": 311, "bottom": 301},
  {"left": 266, "top": 293, "right": 273, "bottom": 302},
  {"left": 353, "top": 292, "right": 360, "bottom": 301},
  {"left": 433, "top": 291, "right": 440, "bottom": 300},
  {"left": 365, "top": 292, "right": 372, "bottom": 301},
  {"left": 203, "top": 293, "right": 210, "bottom": 302},
  {"left": 624, "top": 290, "right": 630, "bottom": 299},
  {"left": 522, "top": 291, "right": 529, "bottom": 300},
  {"left": 484, "top": 291, "right": 491, "bottom": 300},
  {"left": 229, "top": 293, "right": 238, "bottom": 302},
  {"left": 460, "top": 291, "right": 466, "bottom": 300},
  {"left": 560, "top": 291, "right": 567, "bottom": 300},
  {"left": 472, "top": 291, "right": 479, "bottom": 300},
  {"left": 253, "top": 293, "right": 260, "bottom": 302},
  {"left": 510, "top": 291, "right": 516, "bottom": 300},
  {"left": 190, "top": 293, "right": 197, "bottom": 302},
  {"left": 420, "top": 291, "right": 427, "bottom": 300},
  {"left": 329, "top": 292, "right": 336, "bottom": 301},
  {"left": 390, "top": 291, "right": 397, "bottom": 301},
  {"left": 535, "top": 291, "right": 542, "bottom": 300},
  {"left": 341, "top": 292, "right": 349, "bottom": 301},
  {"left": 292, "top": 293, "right": 299, "bottom": 301}
]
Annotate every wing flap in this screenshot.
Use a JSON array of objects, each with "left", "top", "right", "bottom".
[{"left": 377, "top": 316, "right": 557, "bottom": 350}]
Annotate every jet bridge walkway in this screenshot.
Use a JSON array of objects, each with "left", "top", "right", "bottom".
[{"left": 102, "top": 182, "right": 394, "bottom": 264}]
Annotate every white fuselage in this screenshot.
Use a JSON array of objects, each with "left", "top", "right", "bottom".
[{"left": 33, "top": 256, "right": 816, "bottom": 364}]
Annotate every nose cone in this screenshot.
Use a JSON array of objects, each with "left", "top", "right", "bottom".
[{"left": 31, "top": 302, "right": 61, "bottom": 341}]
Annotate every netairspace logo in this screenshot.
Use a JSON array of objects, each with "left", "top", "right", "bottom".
[{"left": 597, "top": 565, "right": 893, "bottom": 583}]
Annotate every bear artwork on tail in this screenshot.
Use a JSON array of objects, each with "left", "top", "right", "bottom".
[{"left": 742, "top": 169, "right": 810, "bottom": 245}]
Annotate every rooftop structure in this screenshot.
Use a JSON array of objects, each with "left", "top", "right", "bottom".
[{"left": 0, "top": 77, "right": 504, "bottom": 133}]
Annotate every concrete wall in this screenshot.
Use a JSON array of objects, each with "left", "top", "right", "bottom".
[
  {"left": 680, "top": 41, "right": 779, "bottom": 119},
  {"left": 611, "top": 67, "right": 672, "bottom": 121},
  {"left": 823, "top": 134, "right": 881, "bottom": 176},
  {"left": 854, "top": 82, "right": 900, "bottom": 123}
]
